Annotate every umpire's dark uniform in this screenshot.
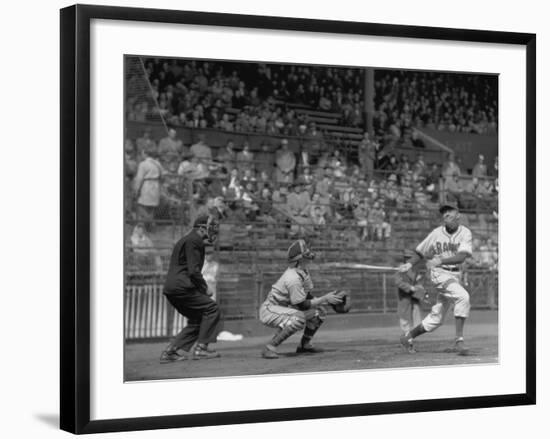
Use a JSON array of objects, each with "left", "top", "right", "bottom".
[{"left": 163, "top": 225, "right": 222, "bottom": 353}]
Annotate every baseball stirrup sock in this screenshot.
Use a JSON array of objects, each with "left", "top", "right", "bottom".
[
  {"left": 301, "top": 325, "right": 321, "bottom": 347},
  {"left": 409, "top": 323, "right": 427, "bottom": 339}
]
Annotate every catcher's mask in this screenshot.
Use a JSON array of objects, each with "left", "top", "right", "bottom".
[
  {"left": 287, "top": 239, "right": 315, "bottom": 263},
  {"left": 194, "top": 214, "right": 219, "bottom": 244}
]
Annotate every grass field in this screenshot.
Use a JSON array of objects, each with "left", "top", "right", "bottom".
[{"left": 125, "top": 310, "right": 498, "bottom": 381}]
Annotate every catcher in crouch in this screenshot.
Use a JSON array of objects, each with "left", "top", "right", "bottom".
[{"left": 259, "top": 239, "right": 344, "bottom": 359}]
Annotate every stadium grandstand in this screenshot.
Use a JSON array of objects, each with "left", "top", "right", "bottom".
[{"left": 124, "top": 56, "right": 498, "bottom": 340}]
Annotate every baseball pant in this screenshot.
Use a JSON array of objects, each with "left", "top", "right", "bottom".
[
  {"left": 259, "top": 302, "right": 326, "bottom": 332},
  {"left": 164, "top": 289, "right": 223, "bottom": 351},
  {"left": 422, "top": 268, "right": 470, "bottom": 332}
]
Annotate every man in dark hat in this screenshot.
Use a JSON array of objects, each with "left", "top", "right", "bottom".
[
  {"left": 160, "top": 214, "right": 223, "bottom": 362},
  {"left": 394, "top": 250, "right": 427, "bottom": 353},
  {"left": 397, "top": 201, "right": 473, "bottom": 355}
]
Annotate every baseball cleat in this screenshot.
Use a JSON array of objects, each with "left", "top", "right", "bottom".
[
  {"left": 400, "top": 334, "right": 416, "bottom": 354},
  {"left": 296, "top": 344, "right": 324, "bottom": 354},
  {"left": 159, "top": 350, "right": 187, "bottom": 364},
  {"left": 261, "top": 346, "right": 279, "bottom": 359},
  {"left": 192, "top": 346, "right": 220, "bottom": 360},
  {"left": 455, "top": 339, "right": 469, "bottom": 356}
]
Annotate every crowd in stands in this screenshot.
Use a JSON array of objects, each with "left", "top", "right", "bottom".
[
  {"left": 125, "top": 58, "right": 499, "bottom": 275},
  {"left": 127, "top": 58, "right": 498, "bottom": 147},
  {"left": 125, "top": 127, "right": 498, "bottom": 246},
  {"left": 126, "top": 58, "right": 365, "bottom": 135},
  {"left": 373, "top": 70, "right": 498, "bottom": 139}
]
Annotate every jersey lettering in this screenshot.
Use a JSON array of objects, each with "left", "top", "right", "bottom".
[{"left": 416, "top": 225, "right": 473, "bottom": 260}]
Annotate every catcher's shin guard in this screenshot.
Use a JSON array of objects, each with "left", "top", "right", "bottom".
[
  {"left": 300, "top": 309, "right": 325, "bottom": 347},
  {"left": 268, "top": 318, "right": 303, "bottom": 348}
]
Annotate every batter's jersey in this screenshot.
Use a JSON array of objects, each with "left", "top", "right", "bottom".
[
  {"left": 265, "top": 267, "right": 313, "bottom": 307},
  {"left": 416, "top": 225, "right": 473, "bottom": 270}
]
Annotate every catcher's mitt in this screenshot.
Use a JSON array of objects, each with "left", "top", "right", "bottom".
[
  {"left": 411, "top": 284, "right": 428, "bottom": 302},
  {"left": 331, "top": 290, "right": 351, "bottom": 313}
]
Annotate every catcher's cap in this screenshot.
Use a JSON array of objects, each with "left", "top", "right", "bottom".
[
  {"left": 439, "top": 201, "right": 459, "bottom": 214},
  {"left": 288, "top": 239, "right": 315, "bottom": 263}
]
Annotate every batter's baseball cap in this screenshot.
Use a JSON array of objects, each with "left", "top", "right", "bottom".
[{"left": 439, "top": 201, "right": 459, "bottom": 214}]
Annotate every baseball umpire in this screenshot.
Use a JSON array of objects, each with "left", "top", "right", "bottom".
[
  {"left": 160, "top": 214, "right": 223, "bottom": 363},
  {"left": 258, "top": 239, "right": 343, "bottom": 359}
]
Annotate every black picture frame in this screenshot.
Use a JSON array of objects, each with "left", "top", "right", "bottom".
[{"left": 60, "top": 4, "right": 536, "bottom": 434}]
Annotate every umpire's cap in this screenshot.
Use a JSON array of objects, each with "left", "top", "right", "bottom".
[
  {"left": 439, "top": 201, "right": 459, "bottom": 214},
  {"left": 288, "top": 239, "right": 315, "bottom": 263},
  {"left": 193, "top": 214, "right": 216, "bottom": 227}
]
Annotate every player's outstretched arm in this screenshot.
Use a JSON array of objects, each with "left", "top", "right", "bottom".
[{"left": 397, "top": 251, "right": 422, "bottom": 272}]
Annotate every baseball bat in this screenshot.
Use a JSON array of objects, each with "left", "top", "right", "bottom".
[{"left": 320, "top": 262, "right": 399, "bottom": 271}]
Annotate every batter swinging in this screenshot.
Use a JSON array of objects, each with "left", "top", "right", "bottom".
[{"left": 398, "top": 201, "right": 473, "bottom": 355}]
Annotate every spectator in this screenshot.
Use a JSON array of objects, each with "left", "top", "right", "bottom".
[
  {"left": 135, "top": 128, "right": 157, "bottom": 156},
  {"left": 287, "top": 183, "right": 310, "bottom": 217},
  {"left": 442, "top": 152, "right": 461, "bottom": 181},
  {"left": 328, "top": 149, "right": 347, "bottom": 177},
  {"left": 357, "top": 131, "right": 377, "bottom": 180},
  {"left": 302, "top": 121, "right": 325, "bottom": 165},
  {"left": 275, "top": 138, "right": 296, "bottom": 184},
  {"left": 158, "top": 127, "right": 184, "bottom": 158},
  {"left": 315, "top": 168, "right": 334, "bottom": 199},
  {"left": 125, "top": 140, "right": 138, "bottom": 179},
  {"left": 236, "top": 141, "right": 255, "bottom": 173},
  {"left": 158, "top": 161, "right": 183, "bottom": 219},
  {"left": 425, "top": 163, "right": 441, "bottom": 199},
  {"left": 412, "top": 153, "right": 427, "bottom": 179},
  {"left": 310, "top": 205, "right": 327, "bottom": 227},
  {"left": 257, "top": 170, "right": 273, "bottom": 191},
  {"left": 444, "top": 174, "right": 464, "bottom": 208},
  {"left": 257, "top": 187, "right": 276, "bottom": 222},
  {"left": 368, "top": 201, "right": 391, "bottom": 240},
  {"left": 190, "top": 133, "right": 213, "bottom": 161},
  {"left": 299, "top": 166, "right": 315, "bottom": 185},
  {"left": 379, "top": 153, "right": 399, "bottom": 173},
  {"left": 353, "top": 198, "right": 369, "bottom": 240},
  {"left": 255, "top": 142, "right": 275, "bottom": 177},
  {"left": 133, "top": 146, "right": 165, "bottom": 226},
  {"left": 130, "top": 222, "right": 163, "bottom": 272},
  {"left": 219, "top": 113, "right": 234, "bottom": 132},
  {"left": 225, "top": 168, "right": 243, "bottom": 200},
  {"left": 477, "top": 238, "right": 498, "bottom": 271},
  {"left": 208, "top": 196, "right": 228, "bottom": 221},
  {"left": 177, "top": 154, "right": 209, "bottom": 180},
  {"left": 216, "top": 139, "right": 237, "bottom": 173},
  {"left": 472, "top": 154, "right": 488, "bottom": 178}
]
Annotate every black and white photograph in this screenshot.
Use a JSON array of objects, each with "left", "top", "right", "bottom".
[
  {"left": 54, "top": 3, "right": 536, "bottom": 434},
  {"left": 123, "top": 56, "right": 500, "bottom": 381}
]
